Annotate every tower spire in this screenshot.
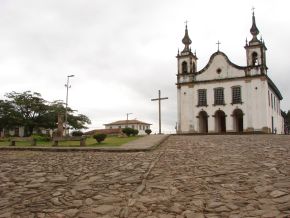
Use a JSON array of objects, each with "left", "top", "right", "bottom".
[
  {"left": 182, "top": 21, "right": 192, "bottom": 53},
  {"left": 250, "top": 8, "right": 260, "bottom": 42}
]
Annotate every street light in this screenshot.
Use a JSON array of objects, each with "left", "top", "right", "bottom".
[
  {"left": 126, "top": 113, "right": 132, "bottom": 127},
  {"left": 64, "top": 74, "right": 75, "bottom": 136}
]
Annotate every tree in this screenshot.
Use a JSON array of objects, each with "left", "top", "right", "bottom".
[
  {"left": 122, "top": 127, "right": 134, "bottom": 137},
  {"left": 72, "top": 130, "right": 84, "bottom": 136},
  {"left": 283, "top": 110, "right": 290, "bottom": 133},
  {"left": 4, "top": 91, "right": 48, "bottom": 136},
  {"left": 45, "top": 100, "right": 91, "bottom": 131},
  {"left": 132, "top": 129, "right": 139, "bottom": 136},
  {"left": 145, "top": 129, "right": 152, "bottom": 135},
  {"left": 93, "top": 134, "right": 107, "bottom": 143},
  {"left": 0, "top": 91, "right": 91, "bottom": 136},
  {"left": 0, "top": 100, "right": 21, "bottom": 129}
]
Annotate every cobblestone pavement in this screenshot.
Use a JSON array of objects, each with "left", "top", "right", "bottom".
[{"left": 0, "top": 135, "right": 290, "bottom": 218}]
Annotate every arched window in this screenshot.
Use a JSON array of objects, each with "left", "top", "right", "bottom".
[
  {"left": 252, "top": 52, "right": 258, "bottom": 66},
  {"left": 192, "top": 62, "right": 196, "bottom": 73},
  {"left": 182, "top": 61, "right": 188, "bottom": 74}
]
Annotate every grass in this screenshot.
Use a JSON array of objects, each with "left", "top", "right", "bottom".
[{"left": 0, "top": 135, "right": 142, "bottom": 147}]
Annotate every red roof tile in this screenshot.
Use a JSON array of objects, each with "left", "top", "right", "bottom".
[{"left": 104, "top": 119, "right": 151, "bottom": 126}]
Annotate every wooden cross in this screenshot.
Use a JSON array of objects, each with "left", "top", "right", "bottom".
[
  {"left": 151, "top": 90, "right": 168, "bottom": 134},
  {"left": 216, "top": 40, "right": 221, "bottom": 51}
]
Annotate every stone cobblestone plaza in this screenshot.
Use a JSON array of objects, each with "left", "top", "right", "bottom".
[{"left": 0, "top": 135, "right": 290, "bottom": 218}]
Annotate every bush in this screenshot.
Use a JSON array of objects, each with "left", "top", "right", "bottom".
[
  {"left": 72, "top": 131, "right": 84, "bottom": 136},
  {"left": 145, "top": 129, "right": 152, "bottom": 135},
  {"left": 32, "top": 134, "right": 51, "bottom": 142},
  {"left": 122, "top": 127, "right": 134, "bottom": 137},
  {"left": 93, "top": 134, "right": 107, "bottom": 143},
  {"left": 132, "top": 129, "right": 139, "bottom": 136}
]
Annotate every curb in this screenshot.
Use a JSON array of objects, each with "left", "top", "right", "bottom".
[{"left": 0, "top": 135, "right": 171, "bottom": 153}]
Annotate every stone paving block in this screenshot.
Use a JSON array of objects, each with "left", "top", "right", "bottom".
[{"left": 0, "top": 135, "right": 289, "bottom": 217}]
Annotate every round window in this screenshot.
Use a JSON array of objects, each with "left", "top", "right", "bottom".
[{"left": 216, "top": 68, "right": 222, "bottom": 74}]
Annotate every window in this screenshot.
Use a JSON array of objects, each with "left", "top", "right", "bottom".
[
  {"left": 271, "top": 93, "right": 273, "bottom": 108},
  {"left": 252, "top": 52, "right": 258, "bottom": 66},
  {"left": 192, "top": 62, "right": 196, "bottom": 72},
  {"left": 214, "top": 88, "right": 224, "bottom": 105},
  {"left": 268, "top": 91, "right": 270, "bottom": 106},
  {"left": 198, "top": 89, "right": 207, "bottom": 106},
  {"left": 232, "top": 86, "right": 242, "bottom": 104},
  {"left": 274, "top": 97, "right": 276, "bottom": 110},
  {"left": 182, "top": 61, "right": 188, "bottom": 74}
]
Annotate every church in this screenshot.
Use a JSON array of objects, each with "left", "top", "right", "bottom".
[{"left": 176, "top": 11, "right": 284, "bottom": 134}]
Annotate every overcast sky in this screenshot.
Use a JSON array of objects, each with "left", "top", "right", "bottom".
[{"left": 0, "top": 0, "right": 289, "bottom": 133}]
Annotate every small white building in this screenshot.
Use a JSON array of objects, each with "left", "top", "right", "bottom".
[
  {"left": 176, "top": 12, "right": 283, "bottom": 134},
  {"left": 104, "top": 119, "right": 151, "bottom": 135}
]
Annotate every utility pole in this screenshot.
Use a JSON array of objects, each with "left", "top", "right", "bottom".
[
  {"left": 151, "top": 90, "right": 168, "bottom": 134},
  {"left": 126, "top": 113, "right": 132, "bottom": 127},
  {"left": 64, "top": 74, "right": 75, "bottom": 136}
]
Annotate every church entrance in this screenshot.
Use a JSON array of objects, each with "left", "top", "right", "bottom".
[
  {"left": 215, "top": 110, "right": 226, "bottom": 133},
  {"left": 198, "top": 111, "right": 208, "bottom": 133},
  {"left": 233, "top": 109, "right": 244, "bottom": 132}
]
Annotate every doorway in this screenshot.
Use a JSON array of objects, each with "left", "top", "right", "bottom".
[
  {"left": 198, "top": 111, "right": 208, "bottom": 133},
  {"left": 233, "top": 109, "right": 244, "bottom": 132},
  {"left": 215, "top": 110, "right": 226, "bottom": 133}
]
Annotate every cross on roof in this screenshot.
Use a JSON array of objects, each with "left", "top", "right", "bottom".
[
  {"left": 216, "top": 40, "right": 221, "bottom": 51},
  {"left": 252, "top": 6, "right": 255, "bottom": 14},
  {"left": 185, "top": 20, "right": 189, "bottom": 26}
]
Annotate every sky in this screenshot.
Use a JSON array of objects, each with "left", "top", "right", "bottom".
[{"left": 0, "top": 0, "right": 290, "bottom": 133}]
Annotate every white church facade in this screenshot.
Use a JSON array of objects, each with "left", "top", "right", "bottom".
[{"left": 176, "top": 12, "right": 283, "bottom": 134}]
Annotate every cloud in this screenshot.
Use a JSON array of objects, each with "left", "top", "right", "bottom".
[{"left": 0, "top": 0, "right": 289, "bottom": 133}]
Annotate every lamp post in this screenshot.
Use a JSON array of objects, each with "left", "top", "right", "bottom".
[
  {"left": 126, "top": 113, "right": 132, "bottom": 128},
  {"left": 64, "top": 74, "right": 75, "bottom": 136}
]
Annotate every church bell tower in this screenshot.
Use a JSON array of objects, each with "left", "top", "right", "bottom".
[
  {"left": 176, "top": 24, "right": 197, "bottom": 86},
  {"left": 245, "top": 10, "right": 268, "bottom": 75}
]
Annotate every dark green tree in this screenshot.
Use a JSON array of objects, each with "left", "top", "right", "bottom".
[
  {"left": 0, "top": 100, "right": 21, "bottom": 129},
  {"left": 122, "top": 127, "right": 135, "bottom": 137},
  {"left": 145, "top": 129, "right": 152, "bottom": 135},
  {"left": 0, "top": 91, "right": 91, "bottom": 136},
  {"left": 44, "top": 100, "right": 91, "bottom": 130},
  {"left": 93, "top": 134, "right": 107, "bottom": 143},
  {"left": 5, "top": 91, "right": 48, "bottom": 136}
]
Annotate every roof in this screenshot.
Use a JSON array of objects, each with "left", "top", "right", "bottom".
[
  {"left": 84, "top": 129, "right": 121, "bottom": 135},
  {"left": 196, "top": 51, "right": 246, "bottom": 75},
  {"left": 267, "top": 76, "right": 283, "bottom": 100},
  {"left": 104, "top": 119, "right": 151, "bottom": 126}
]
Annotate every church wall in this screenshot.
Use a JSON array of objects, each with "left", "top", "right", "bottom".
[
  {"left": 196, "top": 54, "right": 245, "bottom": 81},
  {"left": 191, "top": 80, "right": 246, "bottom": 133},
  {"left": 267, "top": 87, "right": 283, "bottom": 134},
  {"left": 178, "top": 85, "right": 195, "bottom": 132},
  {"left": 178, "top": 76, "right": 282, "bottom": 134},
  {"left": 244, "top": 77, "right": 268, "bottom": 132}
]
